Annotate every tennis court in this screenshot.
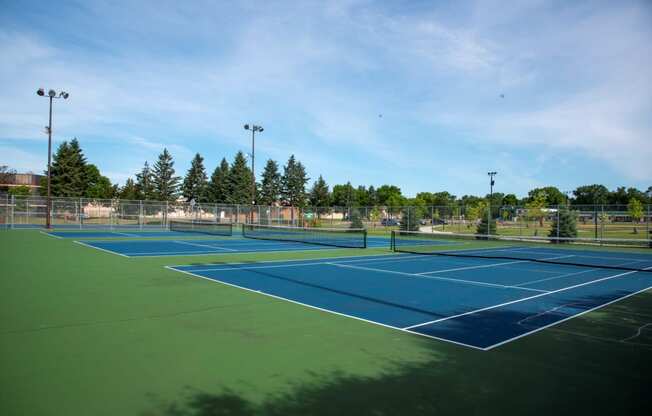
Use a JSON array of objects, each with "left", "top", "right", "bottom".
[
  {"left": 47, "top": 230, "right": 203, "bottom": 239},
  {"left": 169, "top": 248, "right": 652, "bottom": 350},
  {"left": 74, "top": 236, "right": 389, "bottom": 257}
]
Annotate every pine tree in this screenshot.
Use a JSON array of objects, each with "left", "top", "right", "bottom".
[
  {"left": 208, "top": 158, "right": 230, "bottom": 203},
  {"left": 227, "top": 151, "right": 253, "bottom": 204},
  {"left": 48, "top": 138, "right": 87, "bottom": 197},
  {"left": 120, "top": 178, "right": 139, "bottom": 200},
  {"left": 135, "top": 162, "right": 155, "bottom": 200},
  {"left": 350, "top": 208, "right": 364, "bottom": 228},
  {"left": 548, "top": 205, "right": 578, "bottom": 241},
  {"left": 152, "top": 148, "right": 181, "bottom": 201},
  {"left": 309, "top": 175, "right": 330, "bottom": 219},
  {"left": 476, "top": 213, "right": 497, "bottom": 236},
  {"left": 309, "top": 175, "right": 330, "bottom": 207},
  {"left": 280, "top": 155, "right": 309, "bottom": 207},
  {"left": 259, "top": 159, "right": 282, "bottom": 205},
  {"left": 181, "top": 153, "right": 208, "bottom": 202},
  {"left": 400, "top": 207, "right": 421, "bottom": 231}
]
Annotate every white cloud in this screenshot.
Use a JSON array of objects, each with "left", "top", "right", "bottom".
[
  {"left": 1, "top": 1, "right": 650, "bottom": 194},
  {"left": 0, "top": 145, "right": 45, "bottom": 173}
]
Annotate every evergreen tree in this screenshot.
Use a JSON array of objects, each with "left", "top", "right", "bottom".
[
  {"left": 152, "top": 148, "right": 181, "bottom": 201},
  {"left": 135, "top": 162, "right": 155, "bottom": 200},
  {"left": 47, "top": 138, "right": 88, "bottom": 197},
  {"left": 400, "top": 207, "right": 421, "bottom": 231},
  {"left": 309, "top": 175, "right": 330, "bottom": 207},
  {"left": 350, "top": 208, "right": 364, "bottom": 229},
  {"left": 227, "top": 151, "right": 253, "bottom": 204},
  {"left": 280, "top": 155, "right": 309, "bottom": 207},
  {"left": 476, "top": 212, "right": 497, "bottom": 236},
  {"left": 548, "top": 205, "right": 578, "bottom": 241},
  {"left": 120, "top": 178, "right": 139, "bottom": 200},
  {"left": 208, "top": 158, "right": 230, "bottom": 203},
  {"left": 181, "top": 153, "right": 208, "bottom": 202},
  {"left": 259, "top": 159, "right": 282, "bottom": 205}
]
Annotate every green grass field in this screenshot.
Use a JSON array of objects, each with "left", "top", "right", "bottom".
[{"left": 1, "top": 230, "right": 651, "bottom": 415}]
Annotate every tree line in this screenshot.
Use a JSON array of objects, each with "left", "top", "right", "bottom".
[{"left": 5, "top": 138, "right": 650, "bottom": 209}]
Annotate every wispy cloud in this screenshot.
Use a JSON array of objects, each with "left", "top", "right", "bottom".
[{"left": 0, "top": 0, "right": 650, "bottom": 195}]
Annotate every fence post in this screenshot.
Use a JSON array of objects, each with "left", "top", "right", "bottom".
[
  {"left": 647, "top": 203, "right": 650, "bottom": 244},
  {"left": 10, "top": 194, "right": 15, "bottom": 229}
]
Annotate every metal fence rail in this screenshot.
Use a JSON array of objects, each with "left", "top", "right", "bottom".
[{"left": 0, "top": 194, "right": 650, "bottom": 240}]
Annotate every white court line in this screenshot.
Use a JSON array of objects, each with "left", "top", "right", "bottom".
[
  {"left": 513, "top": 268, "right": 600, "bottom": 287},
  {"left": 73, "top": 240, "right": 130, "bottom": 258},
  {"left": 166, "top": 252, "right": 406, "bottom": 269},
  {"left": 485, "top": 282, "right": 652, "bottom": 350},
  {"left": 39, "top": 231, "right": 63, "bottom": 239},
  {"left": 416, "top": 260, "right": 529, "bottom": 275},
  {"left": 164, "top": 265, "right": 485, "bottom": 351},
  {"left": 179, "top": 253, "right": 505, "bottom": 272},
  {"left": 184, "top": 255, "right": 430, "bottom": 273},
  {"left": 173, "top": 240, "right": 237, "bottom": 251},
  {"left": 539, "top": 254, "right": 576, "bottom": 261},
  {"left": 403, "top": 269, "right": 640, "bottom": 331},
  {"left": 112, "top": 232, "right": 140, "bottom": 237},
  {"left": 328, "top": 262, "right": 549, "bottom": 293}
]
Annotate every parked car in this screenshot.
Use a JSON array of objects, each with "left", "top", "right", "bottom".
[{"left": 381, "top": 218, "right": 400, "bottom": 226}]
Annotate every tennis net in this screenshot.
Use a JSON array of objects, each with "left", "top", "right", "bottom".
[
  {"left": 243, "top": 224, "right": 367, "bottom": 248},
  {"left": 391, "top": 231, "right": 652, "bottom": 272},
  {"left": 169, "top": 219, "right": 233, "bottom": 236}
]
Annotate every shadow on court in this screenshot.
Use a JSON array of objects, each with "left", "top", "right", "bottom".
[{"left": 145, "top": 291, "right": 652, "bottom": 416}]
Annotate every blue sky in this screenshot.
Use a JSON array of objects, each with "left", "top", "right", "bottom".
[{"left": 1, "top": 0, "right": 650, "bottom": 197}]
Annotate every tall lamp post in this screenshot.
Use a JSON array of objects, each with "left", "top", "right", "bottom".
[
  {"left": 37, "top": 88, "right": 69, "bottom": 229},
  {"left": 487, "top": 172, "right": 497, "bottom": 235},
  {"left": 244, "top": 124, "right": 264, "bottom": 224}
]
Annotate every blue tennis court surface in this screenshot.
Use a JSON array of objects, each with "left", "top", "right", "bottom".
[
  {"left": 168, "top": 253, "right": 652, "bottom": 350},
  {"left": 48, "top": 230, "right": 201, "bottom": 239},
  {"left": 75, "top": 236, "right": 392, "bottom": 256}
]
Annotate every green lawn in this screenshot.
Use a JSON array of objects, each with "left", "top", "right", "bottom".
[{"left": 1, "top": 230, "right": 650, "bottom": 415}]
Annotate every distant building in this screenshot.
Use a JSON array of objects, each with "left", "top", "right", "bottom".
[{"left": 0, "top": 172, "right": 43, "bottom": 194}]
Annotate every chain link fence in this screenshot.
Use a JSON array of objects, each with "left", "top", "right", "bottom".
[{"left": 1, "top": 194, "right": 650, "bottom": 239}]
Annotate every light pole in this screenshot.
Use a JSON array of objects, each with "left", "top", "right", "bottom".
[
  {"left": 244, "top": 124, "right": 264, "bottom": 224},
  {"left": 37, "top": 88, "right": 69, "bottom": 229},
  {"left": 487, "top": 172, "right": 497, "bottom": 235}
]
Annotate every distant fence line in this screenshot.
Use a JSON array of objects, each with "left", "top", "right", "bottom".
[{"left": 1, "top": 194, "right": 650, "bottom": 239}]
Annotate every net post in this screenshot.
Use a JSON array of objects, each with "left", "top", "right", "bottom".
[
  {"left": 390, "top": 230, "right": 394, "bottom": 251},
  {"left": 363, "top": 229, "right": 367, "bottom": 249}
]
